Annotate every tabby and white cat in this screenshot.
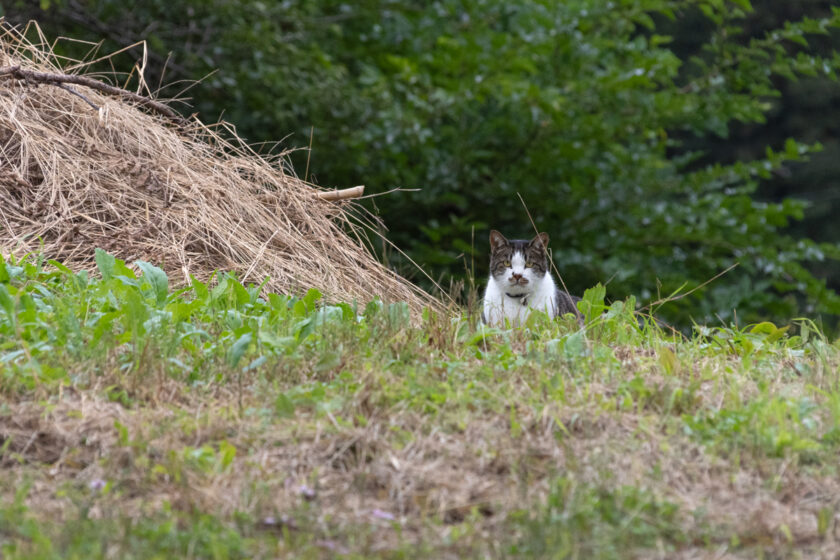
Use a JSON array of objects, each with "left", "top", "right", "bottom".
[{"left": 482, "top": 230, "right": 580, "bottom": 327}]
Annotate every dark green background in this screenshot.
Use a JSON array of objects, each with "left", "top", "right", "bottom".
[{"left": 3, "top": 0, "right": 840, "bottom": 330}]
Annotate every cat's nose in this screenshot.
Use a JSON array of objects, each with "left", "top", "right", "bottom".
[{"left": 509, "top": 273, "right": 527, "bottom": 284}]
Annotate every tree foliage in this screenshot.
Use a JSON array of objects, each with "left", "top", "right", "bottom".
[{"left": 5, "top": 0, "right": 840, "bottom": 327}]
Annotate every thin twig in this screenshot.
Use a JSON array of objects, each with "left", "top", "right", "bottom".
[
  {"left": 355, "top": 187, "right": 421, "bottom": 200},
  {"left": 304, "top": 125, "right": 314, "bottom": 183},
  {"left": 0, "top": 65, "right": 186, "bottom": 124},
  {"left": 56, "top": 83, "right": 99, "bottom": 111},
  {"left": 640, "top": 262, "right": 739, "bottom": 312}
]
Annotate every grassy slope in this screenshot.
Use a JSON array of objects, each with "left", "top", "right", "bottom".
[{"left": 1, "top": 252, "right": 839, "bottom": 559}]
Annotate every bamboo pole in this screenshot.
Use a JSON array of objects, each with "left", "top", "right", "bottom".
[{"left": 315, "top": 185, "right": 365, "bottom": 201}]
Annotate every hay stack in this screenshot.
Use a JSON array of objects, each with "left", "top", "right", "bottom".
[{"left": 0, "top": 23, "right": 440, "bottom": 313}]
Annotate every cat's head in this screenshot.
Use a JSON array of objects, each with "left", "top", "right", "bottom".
[{"left": 488, "top": 230, "right": 551, "bottom": 292}]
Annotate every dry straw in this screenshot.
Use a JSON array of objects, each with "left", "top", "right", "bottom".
[{"left": 0, "top": 22, "right": 442, "bottom": 314}]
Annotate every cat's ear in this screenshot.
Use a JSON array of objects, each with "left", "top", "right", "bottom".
[
  {"left": 529, "top": 232, "right": 550, "bottom": 251},
  {"left": 489, "top": 230, "right": 508, "bottom": 250}
]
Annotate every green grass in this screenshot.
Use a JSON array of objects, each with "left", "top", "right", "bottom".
[{"left": 1, "top": 251, "right": 839, "bottom": 558}]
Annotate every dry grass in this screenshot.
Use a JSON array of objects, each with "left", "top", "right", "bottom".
[
  {"left": 0, "top": 21, "right": 440, "bottom": 314},
  {"left": 4, "top": 334, "right": 840, "bottom": 558},
  {"left": 5, "top": 382, "right": 839, "bottom": 559}
]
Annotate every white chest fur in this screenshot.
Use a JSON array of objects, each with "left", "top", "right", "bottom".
[{"left": 482, "top": 272, "right": 558, "bottom": 327}]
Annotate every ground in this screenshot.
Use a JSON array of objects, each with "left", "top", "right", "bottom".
[{"left": 1, "top": 253, "right": 839, "bottom": 559}]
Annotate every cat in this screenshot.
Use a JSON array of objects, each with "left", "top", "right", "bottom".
[{"left": 481, "top": 230, "right": 581, "bottom": 327}]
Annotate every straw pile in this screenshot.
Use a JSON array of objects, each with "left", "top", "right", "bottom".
[{"left": 0, "top": 23, "right": 440, "bottom": 313}]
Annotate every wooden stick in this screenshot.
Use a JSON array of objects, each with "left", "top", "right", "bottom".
[
  {"left": 0, "top": 65, "right": 187, "bottom": 124},
  {"left": 56, "top": 83, "right": 100, "bottom": 111},
  {"left": 316, "top": 185, "right": 365, "bottom": 201}
]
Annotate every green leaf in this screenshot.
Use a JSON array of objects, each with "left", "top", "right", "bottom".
[
  {"left": 730, "top": 0, "right": 752, "bottom": 10},
  {"left": 245, "top": 356, "right": 267, "bottom": 371},
  {"left": 750, "top": 321, "right": 778, "bottom": 335},
  {"left": 47, "top": 260, "right": 74, "bottom": 276},
  {"left": 114, "top": 420, "right": 130, "bottom": 446},
  {"left": 0, "top": 284, "right": 13, "bottom": 317},
  {"left": 91, "top": 311, "right": 119, "bottom": 346},
  {"left": 579, "top": 283, "right": 607, "bottom": 324},
  {"left": 294, "top": 317, "right": 315, "bottom": 341},
  {"left": 364, "top": 299, "right": 384, "bottom": 319},
  {"left": 135, "top": 261, "right": 169, "bottom": 305},
  {"left": 465, "top": 325, "right": 502, "bottom": 346},
  {"left": 292, "top": 299, "right": 308, "bottom": 318},
  {"left": 750, "top": 321, "right": 790, "bottom": 342},
  {"left": 95, "top": 248, "right": 116, "bottom": 281},
  {"left": 302, "top": 288, "right": 322, "bottom": 310},
  {"left": 228, "top": 332, "right": 253, "bottom": 368},
  {"left": 218, "top": 441, "right": 237, "bottom": 470},
  {"left": 113, "top": 258, "right": 136, "bottom": 280},
  {"left": 190, "top": 275, "right": 209, "bottom": 302},
  {"left": 228, "top": 276, "right": 250, "bottom": 307},
  {"left": 563, "top": 330, "right": 588, "bottom": 359},
  {"left": 121, "top": 289, "right": 149, "bottom": 333}
]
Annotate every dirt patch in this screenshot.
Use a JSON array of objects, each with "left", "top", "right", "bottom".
[{"left": 0, "top": 395, "right": 125, "bottom": 469}]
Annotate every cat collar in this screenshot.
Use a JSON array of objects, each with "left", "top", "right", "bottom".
[{"left": 505, "top": 293, "right": 528, "bottom": 305}]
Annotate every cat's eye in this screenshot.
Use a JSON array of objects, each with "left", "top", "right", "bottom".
[
  {"left": 524, "top": 261, "right": 533, "bottom": 268},
  {"left": 503, "top": 260, "right": 511, "bottom": 267}
]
